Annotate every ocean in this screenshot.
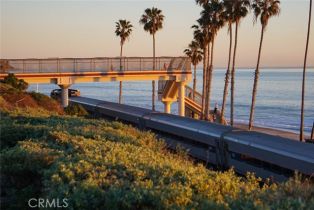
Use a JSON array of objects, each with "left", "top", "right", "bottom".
[{"left": 28, "top": 68, "right": 314, "bottom": 135}]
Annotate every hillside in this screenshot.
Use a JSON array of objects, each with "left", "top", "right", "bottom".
[{"left": 0, "top": 82, "right": 63, "bottom": 115}]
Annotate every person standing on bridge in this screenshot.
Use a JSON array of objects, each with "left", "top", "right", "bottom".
[
  {"left": 115, "top": 19, "right": 133, "bottom": 104},
  {"left": 213, "top": 102, "right": 219, "bottom": 122}
]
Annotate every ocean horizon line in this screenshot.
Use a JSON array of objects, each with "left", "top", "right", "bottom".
[{"left": 197, "top": 66, "right": 314, "bottom": 70}]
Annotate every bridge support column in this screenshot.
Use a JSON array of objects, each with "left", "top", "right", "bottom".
[
  {"left": 59, "top": 84, "right": 71, "bottom": 108},
  {"left": 163, "top": 101, "right": 172, "bottom": 114},
  {"left": 178, "top": 82, "right": 185, "bottom": 117}
]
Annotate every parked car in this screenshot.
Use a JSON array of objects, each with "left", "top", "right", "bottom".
[{"left": 50, "top": 89, "right": 80, "bottom": 98}]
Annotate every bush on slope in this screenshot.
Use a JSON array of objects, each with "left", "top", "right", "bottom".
[{"left": 1, "top": 111, "right": 313, "bottom": 210}]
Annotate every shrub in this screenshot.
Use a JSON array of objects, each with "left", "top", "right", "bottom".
[
  {"left": 1, "top": 141, "right": 61, "bottom": 210},
  {"left": 29, "top": 91, "right": 50, "bottom": 102},
  {"left": 64, "top": 104, "right": 88, "bottom": 116},
  {"left": 1, "top": 110, "right": 313, "bottom": 210},
  {"left": 29, "top": 92, "right": 63, "bottom": 114},
  {"left": 0, "top": 96, "right": 12, "bottom": 111},
  {"left": 2, "top": 90, "right": 38, "bottom": 109},
  {"left": 0, "top": 82, "right": 16, "bottom": 93},
  {"left": 0, "top": 122, "right": 49, "bottom": 148},
  {"left": 0, "top": 83, "right": 63, "bottom": 115},
  {"left": 1, "top": 73, "right": 28, "bottom": 91}
]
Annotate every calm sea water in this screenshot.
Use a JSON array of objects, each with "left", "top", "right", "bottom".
[{"left": 28, "top": 68, "right": 314, "bottom": 135}]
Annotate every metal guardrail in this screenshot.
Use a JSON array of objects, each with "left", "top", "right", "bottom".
[{"left": 0, "top": 57, "right": 191, "bottom": 74}]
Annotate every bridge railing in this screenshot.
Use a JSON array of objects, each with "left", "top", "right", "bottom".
[
  {"left": 0, "top": 57, "right": 191, "bottom": 73},
  {"left": 157, "top": 81, "right": 203, "bottom": 106},
  {"left": 185, "top": 85, "right": 202, "bottom": 106}
]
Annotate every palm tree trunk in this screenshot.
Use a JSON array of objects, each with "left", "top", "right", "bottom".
[
  {"left": 193, "top": 64, "right": 197, "bottom": 100},
  {"left": 300, "top": 0, "right": 312, "bottom": 141},
  {"left": 201, "top": 43, "right": 208, "bottom": 119},
  {"left": 152, "top": 33, "right": 156, "bottom": 111},
  {"left": 205, "top": 37, "right": 215, "bottom": 121},
  {"left": 120, "top": 44, "right": 123, "bottom": 71},
  {"left": 221, "top": 22, "right": 233, "bottom": 123},
  {"left": 230, "top": 21, "right": 239, "bottom": 126},
  {"left": 203, "top": 43, "right": 210, "bottom": 120},
  {"left": 119, "top": 44, "right": 123, "bottom": 104},
  {"left": 207, "top": 40, "right": 211, "bottom": 73},
  {"left": 204, "top": 41, "right": 211, "bottom": 119},
  {"left": 153, "top": 33, "right": 156, "bottom": 70},
  {"left": 192, "top": 64, "right": 197, "bottom": 118},
  {"left": 249, "top": 25, "right": 265, "bottom": 130}
]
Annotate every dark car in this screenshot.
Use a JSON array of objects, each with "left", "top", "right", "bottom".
[{"left": 50, "top": 89, "right": 80, "bottom": 98}]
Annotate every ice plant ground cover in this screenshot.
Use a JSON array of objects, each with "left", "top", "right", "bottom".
[{"left": 0, "top": 83, "right": 313, "bottom": 210}]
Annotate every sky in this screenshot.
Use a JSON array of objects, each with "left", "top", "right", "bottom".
[{"left": 1, "top": 0, "right": 313, "bottom": 68}]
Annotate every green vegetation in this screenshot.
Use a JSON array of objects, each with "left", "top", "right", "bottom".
[
  {"left": 1, "top": 73, "right": 28, "bottom": 91},
  {"left": 1, "top": 85, "right": 313, "bottom": 210},
  {"left": 64, "top": 104, "right": 88, "bottom": 116},
  {"left": 0, "top": 80, "right": 63, "bottom": 115}
]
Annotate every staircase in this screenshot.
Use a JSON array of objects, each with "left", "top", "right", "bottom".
[
  {"left": 184, "top": 86, "right": 202, "bottom": 118},
  {"left": 158, "top": 80, "right": 202, "bottom": 118}
]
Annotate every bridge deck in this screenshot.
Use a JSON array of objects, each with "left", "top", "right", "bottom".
[{"left": 0, "top": 57, "right": 191, "bottom": 84}]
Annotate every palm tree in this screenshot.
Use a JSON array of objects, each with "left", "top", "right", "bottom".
[
  {"left": 220, "top": 0, "right": 236, "bottom": 123},
  {"left": 200, "top": 0, "right": 225, "bottom": 120},
  {"left": 140, "top": 7, "right": 164, "bottom": 111},
  {"left": 195, "top": 0, "right": 212, "bottom": 119},
  {"left": 192, "top": 23, "right": 211, "bottom": 119},
  {"left": 184, "top": 41, "right": 203, "bottom": 100},
  {"left": 196, "top": 0, "right": 210, "bottom": 6},
  {"left": 115, "top": 19, "right": 133, "bottom": 104},
  {"left": 229, "top": 0, "right": 251, "bottom": 126},
  {"left": 249, "top": 0, "right": 280, "bottom": 130},
  {"left": 300, "top": 0, "right": 312, "bottom": 141}
]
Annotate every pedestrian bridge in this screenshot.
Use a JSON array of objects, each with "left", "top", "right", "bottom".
[
  {"left": 0, "top": 57, "right": 192, "bottom": 116},
  {"left": 0, "top": 57, "right": 191, "bottom": 84}
]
